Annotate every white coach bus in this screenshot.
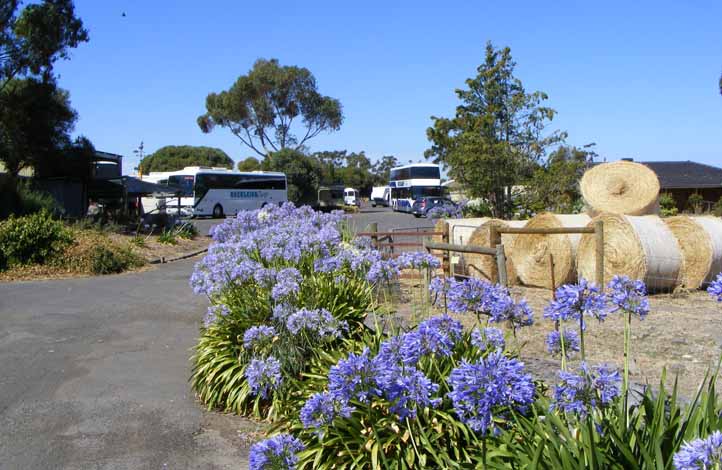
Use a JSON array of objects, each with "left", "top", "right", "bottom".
[
  {"left": 389, "top": 163, "right": 442, "bottom": 213},
  {"left": 142, "top": 167, "right": 287, "bottom": 218}
]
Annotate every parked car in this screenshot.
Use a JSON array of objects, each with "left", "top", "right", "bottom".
[
  {"left": 411, "top": 197, "right": 458, "bottom": 218},
  {"left": 370, "top": 186, "right": 390, "bottom": 207}
]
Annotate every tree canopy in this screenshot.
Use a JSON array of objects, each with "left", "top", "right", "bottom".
[
  {"left": 520, "top": 145, "right": 595, "bottom": 215},
  {"left": 1, "top": 0, "right": 88, "bottom": 90},
  {"left": 0, "top": 78, "right": 77, "bottom": 176},
  {"left": 262, "top": 148, "right": 321, "bottom": 204},
  {"left": 197, "top": 58, "right": 343, "bottom": 157},
  {"left": 237, "top": 156, "right": 261, "bottom": 172},
  {"left": 425, "top": 42, "right": 565, "bottom": 218},
  {"left": 139, "top": 145, "right": 233, "bottom": 173}
]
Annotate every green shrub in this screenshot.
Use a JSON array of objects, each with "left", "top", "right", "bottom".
[
  {"left": 0, "top": 210, "right": 73, "bottom": 266},
  {"left": 687, "top": 192, "right": 704, "bottom": 213},
  {"left": 0, "top": 177, "right": 61, "bottom": 219},
  {"left": 660, "top": 192, "right": 679, "bottom": 217},
  {"left": 462, "top": 199, "right": 492, "bottom": 217},
  {"left": 89, "top": 245, "right": 142, "bottom": 275},
  {"left": 158, "top": 229, "right": 177, "bottom": 245},
  {"left": 175, "top": 223, "right": 198, "bottom": 240}
]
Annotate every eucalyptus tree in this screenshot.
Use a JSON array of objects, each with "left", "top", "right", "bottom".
[{"left": 198, "top": 59, "right": 343, "bottom": 158}]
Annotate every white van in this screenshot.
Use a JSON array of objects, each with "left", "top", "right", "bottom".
[
  {"left": 370, "top": 186, "right": 390, "bottom": 207},
  {"left": 344, "top": 188, "right": 358, "bottom": 206}
]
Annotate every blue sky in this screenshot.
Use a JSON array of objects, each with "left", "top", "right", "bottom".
[{"left": 54, "top": 0, "right": 722, "bottom": 174}]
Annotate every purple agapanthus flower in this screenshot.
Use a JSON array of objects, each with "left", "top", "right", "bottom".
[
  {"left": 299, "top": 391, "right": 354, "bottom": 434},
  {"left": 396, "top": 251, "right": 441, "bottom": 271},
  {"left": 471, "top": 327, "right": 506, "bottom": 352},
  {"left": 249, "top": 433, "right": 305, "bottom": 470},
  {"left": 607, "top": 275, "right": 650, "bottom": 319},
  {"left": 271, "top": 268, "right": 302, "bottom": 301},
  {"left": 447, "top": 351, "right": 535, "bottom": 435},
  {"left": 544, "top": 279, "right": 608, "bottom": 328},
  {"left": 374, "top": 364, "right": 441, "bottom": 419},
  {"left": 400, "top": 314, "right": 463, "bottom": 363},
  {"left": 243, "top": 325, "right": 276, "bottom": 350},
  {"left": 708, "top": 272, "right": 722, "bottom": 302},
  {"left": 545, "top": 329, "right": 581, "bottom": 358},
  {"left": 366, "top": 259, "right": 400, "bottom": 284},
  {"left": 551, "top": 362, "right": 621, "bottom": 417},
  {"left": 673, "top": 430, "right": 722, "bottom": 470},
  {"left": 327, "top": 348, "right": 381, "bottom": 404},
  {"left": 203, "top": 303, "right": 230, "bottom": 327},
  {"left": 245, "top": 356, "right": 283, "bottom": 399},
  {"left": 286, "top": 308, "right": 346, "bottom": 339}
]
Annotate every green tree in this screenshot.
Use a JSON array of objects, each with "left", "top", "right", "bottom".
[
  {"left": 687, "top": 192, "right": 704, "bottom": 214},
  {"left": 139, "top": 145, "right": 233, "bottom": 173},
  {"left": 425, "top": 42, "right": 565, "bottom": 218},
  {"left": 337, "top": 151, "right": 375, "bottom": 196},
  {"left": 237, "top": 156, "right": 261, "bottom": 172},
  {"left": 521, "top": 145, "right": 594, "bottom": 214},
  {"left": 262, "top": 148, "right": 321, "bottom": 204},
  {"left": 372, "top": 155, "right": 399, "bottom": 186},
  {"left": 197, "top": 58, "right": 343, "bottom": 157},
  {"left": 0, "top": 78, "right": 77, "bottom": 177},
  {"left": 311, "top": 150, "right": 345, "bottom": 185},
  {"left": 1, "top": 0, "right": 88, "bottom": 90}
]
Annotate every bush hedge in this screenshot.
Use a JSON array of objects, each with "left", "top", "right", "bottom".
[{"left": 0, "top": 210, "right": 73, "bottom": 267}]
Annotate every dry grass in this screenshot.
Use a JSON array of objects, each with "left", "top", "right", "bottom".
[
  {"left": 394, "top": 275, "right": 722, "bottom": 398},
  {"left": 0, "top": 228, "right": 210, "bottom": 282}
]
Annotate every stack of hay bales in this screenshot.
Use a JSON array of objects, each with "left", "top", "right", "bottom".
[
  {"left": 465, "top": 219, "right": 527, "bottom": 284},
  {"left": 576, "top": 162, "right": 683, "bottom": 291},
  {"left": 430, "top": 160, "right": 722, "bottom": 292},
  {"left": 510, "top": 213, "right": 590, "bottom": 289}
]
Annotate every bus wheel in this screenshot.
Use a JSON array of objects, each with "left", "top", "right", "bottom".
[{"left": 212, "top": 204, "right": 224, "bottom": 218}]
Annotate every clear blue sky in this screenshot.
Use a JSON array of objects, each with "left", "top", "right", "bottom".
[{"left": 53, "top": 0, "right": 722, "bottom": 174}]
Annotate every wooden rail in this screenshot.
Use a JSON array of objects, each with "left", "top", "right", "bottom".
[{"left": 490, "top": 219, "right": 605, "bottom": 289}]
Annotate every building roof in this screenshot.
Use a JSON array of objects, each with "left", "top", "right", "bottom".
[{"left": 639, "top": 161, "right": 722, "bottom": 189}]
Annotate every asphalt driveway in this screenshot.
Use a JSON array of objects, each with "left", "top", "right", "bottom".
[{"left": 0, "top": 259, "right": 260, "bottom": 470}]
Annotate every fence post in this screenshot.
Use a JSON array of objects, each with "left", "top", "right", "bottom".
[
  {"left": 369, "top": 222, "right": 378, "bottom": 249},
  {"left": 549, "top": 253, "right": 556, "bottom": 296},
  {"left": 595, "top": 219, "right": 605, "bottom": 288},
  {"left": 441, "top": 221, "right": 450, "bottom": 277},
  {"left": 495, "top": 244, "right": 508, "bottom": 287}
]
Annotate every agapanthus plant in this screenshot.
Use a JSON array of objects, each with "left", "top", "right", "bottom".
[
  {"left": 607, "top": 275, "right": 649, "bottom": 420},
  {"left": 471, "top": 327, "right": 505, "bottom": 352},
  {"left": 447, "top": 352, "right": 535, "bottom": 436},
  {"left": 249, "top": 433, "right": 305, "bottom": 470},
  {"left": 190, "top": 203, "right": 380, "bottom": 420}
]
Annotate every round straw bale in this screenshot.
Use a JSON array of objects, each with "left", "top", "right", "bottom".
[
  {"left": 577, "top": 213, "right": 681, "bottom": 291},
  {"left": 465, "top": 219, "right": 527, "bottom": 284},
  {"left": 510, "top": 213, "right": 590, "bottom": 289},
  {"left": 580, "top": 161, "right": 660, "bottom": 216},
  {"left": 664, "top": 216, "right": 722, "bottom": 289}
]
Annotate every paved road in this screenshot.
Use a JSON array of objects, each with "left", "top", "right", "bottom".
[
  {"left": 0, "top": 260, "right": 261, "bottom": 470},
  {"left": 192, "top": 206, "right": 434, "bottom": 237}
]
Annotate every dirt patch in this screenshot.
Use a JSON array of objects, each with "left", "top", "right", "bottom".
[{"left": 109, "top": 233, "right": 210, "bottom": 262}]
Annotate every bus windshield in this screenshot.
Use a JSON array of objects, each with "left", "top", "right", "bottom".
[{"left": 167, "top": 175, "right": 195, "bottom": 197}]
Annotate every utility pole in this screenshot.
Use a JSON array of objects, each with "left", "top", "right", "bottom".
[{"left": 133, "top": 141, "right": 145, "bottom": 176}]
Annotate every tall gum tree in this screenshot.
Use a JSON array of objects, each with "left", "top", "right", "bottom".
[{"left": 197, "top": 58, "right": 343, "bottom": 158}]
